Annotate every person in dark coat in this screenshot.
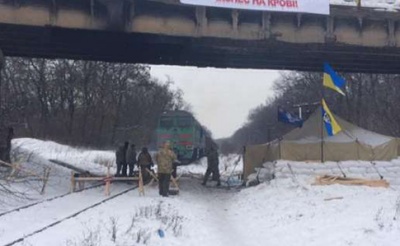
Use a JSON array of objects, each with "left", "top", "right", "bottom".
[
  {"left": 126, "top": 143, "right": 137, "bottom": 176},
  {"left": 115, "top": 141, "right": 129, "bottom": 176},
  {"left": 137, "top": 147, "right": 153, "bottom": 183},
  {"left": 115, "top": 144, "right": 124, "bottom": 177},
  {"left": 121, "top": 141, "right": 129, "bottom": 176},
  {"left": 202, "top": 147, "right": 221, "bottom": 186},
  {"left": 0, "top": 127, "right": 13, "bottom": 163}
]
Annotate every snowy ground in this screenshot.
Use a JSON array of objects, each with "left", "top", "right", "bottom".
[
  {"left": 1, "top": 138, "right": 400, "bottom": 246},
  {"left": 5, "top": 177, "right": 400, "bottom": 246}
]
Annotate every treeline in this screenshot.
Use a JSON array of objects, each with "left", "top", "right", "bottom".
[
  {"left": 0, "top": 58, "right": 188, "bottom": 148},
  {"left": 220, "top": 71, "right": 400, "bottom": 154}
]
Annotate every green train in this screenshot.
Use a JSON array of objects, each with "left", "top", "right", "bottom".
[{"left": 156, "top": 110, "right": 215, "bottom": 164}]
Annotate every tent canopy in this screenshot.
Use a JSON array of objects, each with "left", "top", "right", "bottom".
[
  {"left": 243, "top": 108, "right": 398, "bottom": 179},
  {"left": 283, "top": 108, "right": 393, "bottom": 146}
]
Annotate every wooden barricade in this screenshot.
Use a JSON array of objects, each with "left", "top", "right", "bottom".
[
  {"left": 145, "top": 168, "right": 181, "bottom": 195},
  {"left": 70, "top": 165, "right": 144, "bottom": 196},
  {"left": 70, "top": 167, "right": 181, "bottom": 196},
  {"left": 170, "top": 175, "right": 180, "bottom": 195},
  {"left": 0, "top": 160, "right": 51, "bottom": 194}
]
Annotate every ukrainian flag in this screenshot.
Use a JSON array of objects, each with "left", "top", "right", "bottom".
[
  {"left": 323, "top": 63, "right": 346, "bottom": 96},
  {"left": 321, "top": 99, "right": 342, "bottom": 136}
]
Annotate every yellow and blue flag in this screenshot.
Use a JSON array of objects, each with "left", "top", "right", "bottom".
[
  {"left": 323, "top": 63, "right": 346, "bottom": 96},
  {"left": 321, "top": 99, "right": 342, "bottom": 136}
]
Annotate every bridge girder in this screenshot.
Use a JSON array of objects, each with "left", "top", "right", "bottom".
[{"left": 0, "top": 0, "right": 400, "bottom": 73}]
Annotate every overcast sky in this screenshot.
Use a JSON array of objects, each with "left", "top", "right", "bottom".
[{"left": 150, "top": 65, "right": 280, "bottom": 139}]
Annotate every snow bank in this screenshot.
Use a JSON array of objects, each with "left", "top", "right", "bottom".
[
  {"left": 272, "top": 159, "right": 400, "bottom": 188},
  {"left": 0, "top": 140, "right": 77, "bottom": 213},
  {"left": 230, "top": 180, "right": 400, "bottom": 246},
  {"left": 12, "top": 138, "right": 116, "bottom": 176}
]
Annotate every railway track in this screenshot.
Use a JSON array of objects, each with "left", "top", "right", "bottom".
[
  {"left": 2, "top": 185, "right": 138, "bottom": 246},
  {"left": 0, "top": 182, "right": 104, "bottom": 218}
]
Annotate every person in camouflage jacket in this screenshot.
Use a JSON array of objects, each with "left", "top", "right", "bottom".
[{"left": 155, "top": 141, "right": 177, "bottom": 197}]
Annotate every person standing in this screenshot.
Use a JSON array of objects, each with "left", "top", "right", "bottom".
[
  {"left": 137, "top": 147, "right": 153, "bottom": 183},
  {"left": 115, "top": 141, "right": 129, "bottom": 177},
  {"left": 121, "top": 141, "right": 129, "bottom": 176},
  {"left": 115, "top": 144, "right": 124, "bottom": 177},
  {"left": 202, "top": 147, "right": 221, "bottom": 186},
  {"left": 126, "top": 143, "right": 137, "bottom": 177},
  {"left": 0, "top": 127, "right": 13, "bottom": 163},
  {"left": 155, "top": 141, "right": 177, "bottom": 197}
]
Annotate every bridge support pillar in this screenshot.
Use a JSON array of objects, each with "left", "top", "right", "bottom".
[
  {"left": 232, "top": 10, "right": 239, "bottom": 32},
  {"left": 325, "top": 16, "right": 336, "bottom": 43},
  {"left": 261, "top": 12, "right": 271, "bottom": 39},
  {"left": 195, "top": 6, "right": 207, "bottom": 36},
  {"left": 100, "top": 0, "right": 132, "bottom": 31},
  {"left": 388, "top": 19, "right": 396, "bottom": 47}
]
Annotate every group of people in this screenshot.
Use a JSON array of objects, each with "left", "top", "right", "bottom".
[
  {"left": 115, "top": 141, "right": 221, "bottom": 197},
  {"left": 115, "top": 142, "right": 153, "bottom": 180}
]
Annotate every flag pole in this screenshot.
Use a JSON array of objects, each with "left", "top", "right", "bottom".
[{"left": 321, "top": 72, "right": 325, "bottom": 163}]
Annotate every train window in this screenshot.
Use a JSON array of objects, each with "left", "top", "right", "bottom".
[
  {"left": 159, "top": 118, "right": 174, "bottom": 128},
  {"left": 177, "top": 117, "right": 192, "bottom": 127}
]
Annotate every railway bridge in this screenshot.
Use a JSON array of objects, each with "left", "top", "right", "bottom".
[{"left": 1, "top": 0, "right": 400, "bottom": 73}]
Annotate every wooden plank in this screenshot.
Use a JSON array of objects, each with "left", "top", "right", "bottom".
[
  {"left": 40, "top": 168, "right": 51, "bottom": 194},
  {"left": 313, "top": 175, "right": 389, "bottom": 188},
  {"left": 170, "top": 176, "right": 179, "bottom": 192},
  {"left": 71, "top": 171, "right": 76, "bottom": 193},
  {"left": 49, "top": 159, "right": 94, "bottom": 176},
  {"left": 138, "top": 167, "right": 144, "bottom": 196},
  {"left": 324, "top": 196, "right": 343, "bottom": 201},
  {"left": 73, "top": 177, "right": 139, "bottom": 181},
  {"left": 146, "top": 168, "right": 158, "bottom": 181},
  {"left": 105, "top": 165, "right": 111, "bottom": 196},
  {"left": 1, "top": 160, "right": 43, "bottom": 179},
  {"left": 110, "top": 177, "right": 139, "bottom": 181}
]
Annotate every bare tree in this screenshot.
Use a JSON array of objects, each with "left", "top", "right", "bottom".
[
  {"left": 229, "top": 71, "right": 400, "bottom": 152},
  {"left": 0, "top": 58, "right": 189, "bottom": 148}
]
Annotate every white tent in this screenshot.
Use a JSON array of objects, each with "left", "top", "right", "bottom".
[{"left": 243, "top": 108, "right": 399, "bottom": 178}]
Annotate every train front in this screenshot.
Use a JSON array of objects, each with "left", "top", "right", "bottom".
[{"left": 156, "top": 111, "right": 205, "bottom": 165}]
